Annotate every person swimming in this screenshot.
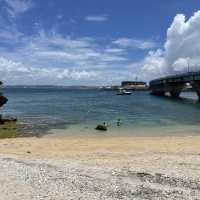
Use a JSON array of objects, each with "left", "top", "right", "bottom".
[{"left": 117, "top": 118, "right": 122, "bottom": 127}]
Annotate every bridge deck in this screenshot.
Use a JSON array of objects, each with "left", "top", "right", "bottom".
[
  {"left": 150, "top": 71, "right": 200, "bottom": 85},
  {"left": 149, "top": 71, "right": 200, "bottom": 101}
]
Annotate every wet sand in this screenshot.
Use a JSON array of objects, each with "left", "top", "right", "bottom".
[{"left": 0, "top": 135, "right": 200, "bottom": 199}]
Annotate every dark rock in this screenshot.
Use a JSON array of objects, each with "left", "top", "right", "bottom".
[
  {"left": 0, "top": 117, "right": 17, "bottom": 126},
  {"left": 3, "top": 118, "right": 17, "bottom": 123},
  {"left": 0, "top": 95, "right": 8, "bottom": 107},
  {"left": 95, "top": 124, "right": 107, "bottom": 131},
  {"left": 0, "top": 83, "right": 17, "bottom": 132}
]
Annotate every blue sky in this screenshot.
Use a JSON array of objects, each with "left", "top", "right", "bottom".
[{"left": 0, "top": 0, "right": 200, "bottom": 85}]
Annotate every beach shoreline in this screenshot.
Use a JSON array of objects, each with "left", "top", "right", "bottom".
[
  {"left": 1, "top": 135, "right": 200, "bottom": 159},
  {"left": 0, "top": 135, "right": 200, "bottom": 199}
]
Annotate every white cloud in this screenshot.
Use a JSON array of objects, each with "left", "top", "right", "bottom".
[
  {"left": 4, "top": 0, "right": 33, "bottom": 18},
  {"left": 165, "top": 11, "right": 200, "bottom": 72},
  {"left": 0, "top": 29, "right": 131, "bottom": 85},
  {"left": 85, "top": 15, "right": 108, "bottom": 22},
  {"left": 56, "top": 69, "right": 98, "bottom": 80},
  {"left": 126, "top": 50, "right": 166, "bottom": 81},
  {"left": 6, "top": 30, "right": 128, "bottom": 66},
  {"left": 172, "top": 57, "right": 189, "bottom": 71},
  {"left": 0, "top": 57, "right": 99, "bottom": 85},
  {"left": 104, "top": 48, "right": 125, "bottom": 54},
  {"left": 141, "top": 50, "right": 166, "bottom": 79},
  {"left": 113, "top": 38, "right": 156, "bottom": 50},
  {"left": 2, "top": 8, "right": 200, "bottom": 84},
  {"left": 132, "top": 10, "right": 200, "bottom": 81}
]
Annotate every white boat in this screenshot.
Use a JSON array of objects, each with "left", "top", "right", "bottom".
[{"left": 117, "top": 88, "right": 132, "bottom": 95}]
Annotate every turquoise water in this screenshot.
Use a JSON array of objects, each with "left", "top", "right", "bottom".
[{"left": 1, "top": 87, "right": 200, "bottom": 137}]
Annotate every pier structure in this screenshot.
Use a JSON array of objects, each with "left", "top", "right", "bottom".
[{"left": 149, "top": 72, "right": 200, "bottom": 101}]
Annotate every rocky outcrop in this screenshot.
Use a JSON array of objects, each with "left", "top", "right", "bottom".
[
  {"left": 0, "top": 82, "right": 10, "bottom": 125},
  {"left": 0, "top": 81, "right": 7, "bottom": 108},
  {"left": 0, "top": 95, "right": 8, "bottom": 107},
  {"left": 95, "top": 124, "right": 107, "bottom": 131}
]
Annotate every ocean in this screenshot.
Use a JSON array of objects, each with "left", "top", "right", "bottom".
[{"left": 1, "top": 87, "right": 200, "bottom": 137}]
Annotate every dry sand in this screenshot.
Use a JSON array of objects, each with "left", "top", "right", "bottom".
[{"left": 0, "top": 135, "right": 200, "bottom": 199}]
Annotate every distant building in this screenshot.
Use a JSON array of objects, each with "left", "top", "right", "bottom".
[{"left": 121, "top": 81, "right": 148, "bottom": 90}]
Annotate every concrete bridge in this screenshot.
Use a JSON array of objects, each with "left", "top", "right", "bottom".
[{"left": 149, "top": 71, "right": 200, "bottom": 101}]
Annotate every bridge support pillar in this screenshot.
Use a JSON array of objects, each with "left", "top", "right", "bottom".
[
  {"left": 150, "top": 91, "right": 165, "bottom": 96},
  {"left": 197, "top": 93, "right": 200, "bottom": 102},
  {"left": 170, "top": 90, "right": 181, "bottom": 99},
  {"left": 169, "top": 84, "right": 185, "bottom": 99},
  {"left": 191, "top": 81, "right": 200, "bottom": 102}
]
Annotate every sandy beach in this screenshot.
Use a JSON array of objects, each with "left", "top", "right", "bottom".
[
  {"left": 1, "top": 0, "right": 200, "bottom": 199},
  {"left": 0, "top": 135, "right": 200, "bottom": 199}
]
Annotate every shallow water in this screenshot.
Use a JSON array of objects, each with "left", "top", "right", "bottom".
[{"left": 1, "top": 87, "right": 200, "bottom": 137}]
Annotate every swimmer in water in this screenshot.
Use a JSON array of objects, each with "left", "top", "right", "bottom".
[
  {"left": 117, "top": 118, "right": 122, "bottom": 127},
  {"left": 103, "top": 122, "right": 108, "bottom": 127}
]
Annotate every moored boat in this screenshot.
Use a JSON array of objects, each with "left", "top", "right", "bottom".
[{"left": 117, "top": 88, "right": 132, "bottom": 95}]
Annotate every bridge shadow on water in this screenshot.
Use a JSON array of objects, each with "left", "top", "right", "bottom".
[{"left": 151, "top": 92, "right": 200, "bottom": 108}]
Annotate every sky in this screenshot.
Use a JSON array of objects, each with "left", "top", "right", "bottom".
[{"left": 0, "top": 0, "right": 200, "bottom": 85}]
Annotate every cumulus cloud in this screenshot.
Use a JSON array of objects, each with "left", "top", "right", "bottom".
[
  {"left": 85, "top": 15, "right": 108, "bottom": 22},
  {"left": 139, "top": 10, "right": 200, "bottom": 80},
  {"left": 0, "top": 0, "right": 159, "bottom": 85},
  {"left": 165, "top": 11, "right": 200, "bottom": 72},
  {"left": 0, "top": 57, "right": 100, "bottom": 85},
  {"left": 141, "top": 50, "right": 166, "bottom": 78},
  {"left": 2, "top": 6, "right": 200, "bottom": 85},
  {"left": 0, "top": 29, "right": 130, "bottom": 85},
  {"left": 113, "top": 38, "right": 156, "bottom": 50}
]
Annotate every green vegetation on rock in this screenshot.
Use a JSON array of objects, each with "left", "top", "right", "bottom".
[{"left": 0, "top": 122, "right": 17, "bottom": 139}]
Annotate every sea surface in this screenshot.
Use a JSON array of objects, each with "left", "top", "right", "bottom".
[{"left": 1, "top": 87, "right": 200, "bottom": 137}]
